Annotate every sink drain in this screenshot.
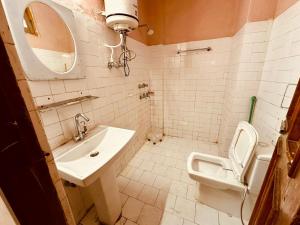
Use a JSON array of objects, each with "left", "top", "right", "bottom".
[{"left": 90, "top": 151, "right": 99, "bottom": 157}]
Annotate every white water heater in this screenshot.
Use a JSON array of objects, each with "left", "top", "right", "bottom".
[{"left": 103, "top": 0, "right": 139, "bottom": 32}]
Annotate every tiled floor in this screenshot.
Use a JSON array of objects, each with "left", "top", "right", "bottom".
[{"left": 80, "top": 137, "right": 244, "bottom": 225}]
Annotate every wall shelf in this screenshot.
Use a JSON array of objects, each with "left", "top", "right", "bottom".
[{"left": 36, "top": 95, "right": 98, "bottom": 112}]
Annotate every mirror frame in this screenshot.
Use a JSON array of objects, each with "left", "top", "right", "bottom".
[{"left": 2, "top": 0, "right": 84, "bottom": 80}]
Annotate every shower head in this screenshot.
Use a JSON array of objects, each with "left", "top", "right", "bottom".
[{"left": 139, "top": 24, "right": 154, "bottom": 36}]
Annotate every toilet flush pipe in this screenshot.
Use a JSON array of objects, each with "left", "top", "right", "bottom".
[{"left": 248, "top": 96, "right": 257, "bottom": 124}]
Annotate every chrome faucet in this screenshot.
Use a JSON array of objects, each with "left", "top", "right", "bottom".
[{"left": 74, "top": 113, "right": 90, "bottom": 142}]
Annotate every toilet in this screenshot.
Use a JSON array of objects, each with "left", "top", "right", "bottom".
[{"left": 187, "top": 121, "right": 272, "bottom": 219}]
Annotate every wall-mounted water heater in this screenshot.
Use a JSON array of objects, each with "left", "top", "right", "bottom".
[
  {"left": 103, "top": 0, "right": 139, "bottom": 32},
  {"left": 102, "top": 0, "right": 139, "bottom": 77}
]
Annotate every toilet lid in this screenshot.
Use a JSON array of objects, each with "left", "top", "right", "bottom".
[{"left": 228, "top": 121, "right": 258, "bottom": 183}]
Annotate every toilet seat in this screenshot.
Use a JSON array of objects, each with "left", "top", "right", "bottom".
[
  {"left": 187, "top": 152, "right": 246, "bottom": 192},
  {"left": 187, "top": 121, "right": 258, "bottom": 192}
]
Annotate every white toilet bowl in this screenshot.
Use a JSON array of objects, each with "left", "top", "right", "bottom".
[{"left": 187, "top": 121, "right": 259, "bottom": 218}]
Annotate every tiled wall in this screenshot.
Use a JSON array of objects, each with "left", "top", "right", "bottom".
[
  {"left": 37, "top": 20, "right": 149, "bottom": 225},
  {"left": 149, "top": 38, "right": 232, "bottom": 142},
  {"left": 219, "top": 2, "right": 300, "bottom": 155},
  {"left": 253, "top": 1, "right": 300, "bottom": 145},
  {"left": 30, "top": 16, "right": 151, "bottom": 153},
  {"left": 7, "top": 1, "right": 152, "bottom": 223},
  {"left": 218, "top": 21, "right": 273, "bottom": 155},
  {"left": 2, "top": 0, "right": 300, "bottom": 223}
]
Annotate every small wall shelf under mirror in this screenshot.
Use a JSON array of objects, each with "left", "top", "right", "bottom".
[{"left": 36, "top": 95, "right": 98, "bottom": 112}]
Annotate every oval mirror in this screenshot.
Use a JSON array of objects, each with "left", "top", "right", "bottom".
[{"left": 23, "top": 2, "right": 75, "bottom": 74}]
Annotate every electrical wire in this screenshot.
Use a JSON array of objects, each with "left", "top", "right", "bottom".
[
  {"left": 104, "top": 31, "right": 136, "bottom": 76},
  {"left": 104, "top": 34, "right": 124, "bottom": 63}
]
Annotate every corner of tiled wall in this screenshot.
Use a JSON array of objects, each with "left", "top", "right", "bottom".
[
  {"left": 148, "top": 38, "right": 232, "bottom": 143},
  {"left": 253, "top": 1, "right": 300, "bottom": 146},
  {"left": 218, "top": 20, "right": 274, "bottom": 156}
]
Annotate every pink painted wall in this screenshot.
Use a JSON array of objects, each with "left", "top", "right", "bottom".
[
  {"left": 249, "top": 0, "right": 277, "bottom": 21},
  {"left": 47, "top": 0, "right": 299, "bottom": 46},
  {"left": 162, "top": 0, "right": 238, "bottom": 45},
  {"left": 130, "top": 0, "right": 238, "bottom": 45},
  {"left": 275, "top": 0, "right": 299, "bottom": 16},
  {"left": 233, "top": 0, "right": 251, "bottom": 34},
  {"left": 130, "top": 0, "right": 298, "bottom": 45},
  {"left": 25, "top": 2, "right": 74, "bottom": 52}
]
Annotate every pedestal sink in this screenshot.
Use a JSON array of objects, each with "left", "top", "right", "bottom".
[{"left": 53, "top": 125, "right": 135, "bottom": 225}]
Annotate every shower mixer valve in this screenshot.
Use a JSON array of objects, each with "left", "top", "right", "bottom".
[
  {"left": 138, "top": 83, "right": 149, "bottom": 89},
  {"left": 139, "top": 90, "right": 154, "bottom": 99}
]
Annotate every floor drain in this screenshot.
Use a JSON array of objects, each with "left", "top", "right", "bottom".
[{"left": 90, "top": 151, "right": 99, "bottom": 157}]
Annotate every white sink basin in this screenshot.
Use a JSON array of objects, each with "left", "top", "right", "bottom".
[{"left": 53, "top": 125, "right": 135, "bottom": 187}]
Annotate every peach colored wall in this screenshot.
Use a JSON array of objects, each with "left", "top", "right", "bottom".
[
  {"left": 128, "top": 0, "right": 152, "bottom": 44},
  {"left": 131, "top": 0, "right": 298, "bottom": 46},
  {"left": 161, "top": 0, "right": 238, "bottom": 45},
  {"left": 52, "top": 0, "right": 299, "bottom": 46},
  {"left": 25, "top": 3, "right": 74, "bottom": 52},
  {"left": 233, "top": 0, "right": 251, "bottom": 34},
  {"left": 275, "top": 0, "right": 299, "bottom": 16},
  {"left": 133, "top": 0, "right": 238, "bottom": 45},
  {"left": 249, "top": 0, "right": 277, "bottom": 21},
  {"left": 233, "top": 0, "right": 277, "bottom": 33}
]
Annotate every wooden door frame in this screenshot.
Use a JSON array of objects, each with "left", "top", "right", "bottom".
[{"left": 0, "top": 36, "right": 67, "bottom": 225}]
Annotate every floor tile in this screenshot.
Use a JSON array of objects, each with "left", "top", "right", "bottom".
[
  {"left": 195, "top": 203, "right": 218, "bottom": 225},
  {"left": 153, "top": 175, "right": 171, "bottom": 191},
  {"left": 137, "top": 204, "right": 163, "bottom": 225},
  {"left": 139, "top": 171, "right": 157, "bottom": 185},
  {"left": 155, "top": 190, "right": 168, "bottom": 209},
  {"left": 165, "top": 193, "right": 177, "bottom": 213},
  {"left": 79, "top": 207, "right": 98, "bottom": 225},
  {"left": 117, "top": 176, "right": 130, "bottom": 192},
  {"left": 128, "top": 157, "right": 143, "bottom": 168},
  {"left": 138, "top": 185, "right": 159, "bottom": 205},
  {"left": 161, "top": 212, "right": 184, "bottom": 225},
  {"left": 180, "top": 171, "right": 196, "bottom": 185},
  {"left": 152, "top": 164, "right": 168, "bottom": 176},
  {"left": 120, "top": 193, "right": 128, "bottom": 206},
  {"left": 170, "top": 181, "right": 188, "bottom": 198},
  {"left": 136, "top": 151, "right": 153, "bottom": 161},
  {"left": 140, "top": 161, "right": 155, "bottom": 171},
  {"left": 81, "top": 137, "right": 224, "bottom": 225},
  {"left": 219, "top": 211, "right": 243, "bottom": 225},
  {"left": 164, "top": 157, "right": 177, "bottom": 167},
  {"left": 127, "top": 168, "right": 143, "bottom": 181},
  {"left": 115, "top": 217, "right": 126, "bottom": 225},
  {"left": 187, "top": 184, "right": 197, "bottom": 201},
  {"left": 152, "top": 154, "right": 166, "bottom": 164},
  {"left": 121, "top": 166, "right": 135, "bottom": 177},
  {"left": 124, "top": 220, "right": 137, "bottom": 225},
  {"left": 183, "top": 219, "right": 198, "bottom": 225},
  {"left": 166, "top": 167, "right": 182, "bottom": 180},
  {"left": 122, "top": 180, "right": 144, "bottom": 198},
  {"left": 122, "top": 197, "right": 144, "bottom": 222},
  {"left": 175, "top": 159, "right": 186, "bottom": 170},
  {"left": 174, "top": 197, "right": 196, "bottom": 221}
]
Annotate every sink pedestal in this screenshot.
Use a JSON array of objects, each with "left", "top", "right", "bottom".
[{"left": 87, "top": 166, "right": 121, "bottom": 225}]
